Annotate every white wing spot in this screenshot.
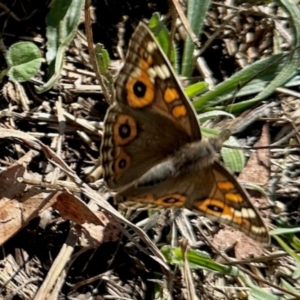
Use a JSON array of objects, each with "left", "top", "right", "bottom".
[
  {"left": 233, "top": 210, "right": 242, "bottom": 218},
  {"left": 147, "top": 68, "right": 157, "bottom": 80},
  {"left": 131, "top": 67, "right": 141, "bottom": 78},
  {"left": 241, "top": 208, "right": 256, "bottom": 219},
  {"left": 220, "top": 214, "right": 234, "bottom": 222},
  {"left": 251, "top": 226, "right": 265, "bottom": 234},
  {"left": 147, "top": 41, "right": 157, "bottom": 53},
  {"left": 154, "top": 65, "right": 166, "bottom": 79},
  {"left": 160, "top": 64, "right": 170, "bottom": 78}
]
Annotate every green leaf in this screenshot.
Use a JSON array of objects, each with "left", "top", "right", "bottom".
[
  {"left": 193, "top": 53, "right": 285, "bottom": 112},
  {"left": 0, "top": 68, "right": 9, "bottom": 83},
  {"left": 226, "top": 55, "right": 298, "bottom": 113},
  {"left": 193, "top": 0, "right": 300, "bottom": 114},
  {"left": 161, "top": 245, "right": 240, "bottom": 275},
  {"left": 270, "top": 227, "right": 300, "bottom": 236},
  {"left": 281, "top": 278, "right": 300, "bottom": 299},
  {"left": 36, "top": 0, "right": 85, "bottom": 93},
  {"left": 95, "top": 44, "right": 110, "bottom": 75},
  {"left": 161, "top": 246, "right": 283, "bottom": 298},
  {"left": 273, "top": 235, "right": 300, "bottom": 279},
  {"left": 148, "top": 13, "right": 177, "bottom": 69},
  {"left": 197, "top": 110, "right": 235, "bottom": 123},
  {"left": 242, "top": 182, "right": 268, "bottom": 199},
  {"left": 201, "top": 126, "right": 245, "bottom": 173},
  {"left": 241, "top": 275, "right": 281, "bottom": 300},
  {"left": 181, "top": 0, "right": 211, "bottom": 76},
  {"left": 222, "top": 136, "right": 245, "bottom": 173},
  {"left": 232, "top": 0, "right": 300, "bottom": 112},
  {"left": 185, "top": 81, "right": 208, "bottom": 98},
  {"left": 47, "top": 0, "right": 73, "bottom": 27},
  {"left": 7, "top": 42, "right": 41, "bottom": 82}
]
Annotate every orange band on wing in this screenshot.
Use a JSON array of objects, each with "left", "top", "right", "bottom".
[
  {"left": 155, "top": 194, "right": 186, "bottom": 207},
  {"left": 172, "top": 105, "right": 187, "bottom": 119},
  {"left": 225, "top": 192, "right": 243, "bottom": 203},
  {"left": 164, "top": 87, "right": 179, "bottom": 103},
  {"left": 128, "top": 193, "right": 186, "bottom": 208},
  {"left": 217, "top": 181, "right": 235, "bottom": 191},
  {"left": 194, "top": 198, "right": 246, "bottom": 226}
]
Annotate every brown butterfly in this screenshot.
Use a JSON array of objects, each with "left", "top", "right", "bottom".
[{"left": 100, "top": 23, "right": 269, "bottom": 243}]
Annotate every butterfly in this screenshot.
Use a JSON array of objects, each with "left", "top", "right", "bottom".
[{"left": 100, "top": 22, "right": 269, "bottom": 243}]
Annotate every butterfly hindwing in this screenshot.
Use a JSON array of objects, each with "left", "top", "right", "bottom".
[
  {"left": 116, "top": 146, "right": 269, "bottom": 243},
  {"left": 192, "top": 162, "right": 269, "bottom": 243}
]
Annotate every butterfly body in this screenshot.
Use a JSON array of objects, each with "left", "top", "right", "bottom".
[{"left": 100, "top": 23, "right": 270, "bottom": 243}]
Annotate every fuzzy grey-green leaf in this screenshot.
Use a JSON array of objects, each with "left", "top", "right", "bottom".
[{"left": 7, "top": 42, "right": 41, "bottom": 82}]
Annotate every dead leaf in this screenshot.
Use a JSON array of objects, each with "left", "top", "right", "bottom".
[
  {"left": 52, "top": 191, "right": 104, "bottom": 225},
  {"left": 0, "top": 160, "right": 50, "bottom": 246},
  {"left": 0, "top": 189, "right": 51, "bottom": 246},
  {"left": 52, "top": 191, "right": 119, "bottom": 247},
  {"left": 80, "top": 211, "right": 119, "bottom": 247}
]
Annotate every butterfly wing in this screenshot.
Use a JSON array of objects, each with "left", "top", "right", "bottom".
[
  {"left": 101, "top": 23, "right": 201, "bottom": 190},
  {"left": 116, "top": 156, "right": 269, "bottom": 243},
  {"left": 192, "top": 162, "right": 269, "bottom": 243},
  {"left": 115, "top": 23, "right": 201, "bottom": 139}
]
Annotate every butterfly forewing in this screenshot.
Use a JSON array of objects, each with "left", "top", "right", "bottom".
[
  {"left": 115, "top": 23, "right": 201, "bottom": 140},
  {"left": 101, "top": 23, "right": 201, "bottom": 190},
  {"left": 101, "top": 102, "right": 194, "bottom": 190}
]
